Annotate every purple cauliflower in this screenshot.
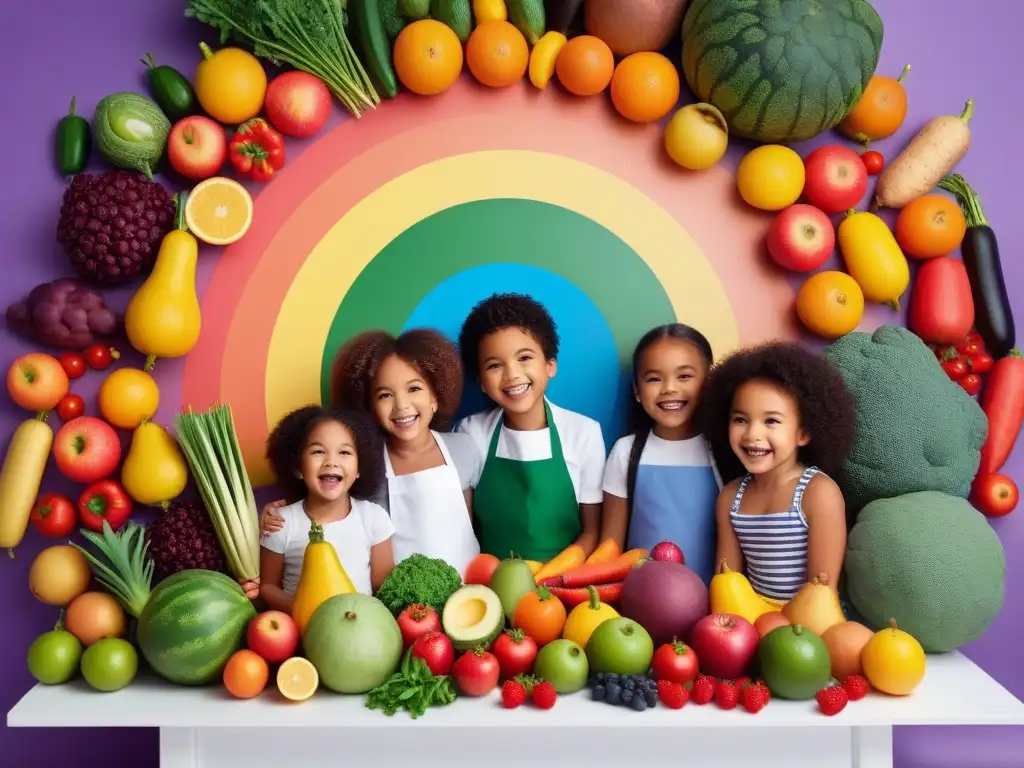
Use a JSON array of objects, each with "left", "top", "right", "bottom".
[
  {"left": 146, "top": 500, "right": 230, "bottom": 584},
  {"left": 5, "top": 278, "right": 122, "bottom": 350}
]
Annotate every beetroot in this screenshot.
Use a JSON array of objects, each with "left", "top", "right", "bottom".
[
  {"left": 618, "top": 561, "right": 709, "bottom": 646},
  {"left": 5, "top": 278, "right": 121, "bottom": 350},
  {"left": 146, "top": 500, "right": 228, "bottom": 583}
]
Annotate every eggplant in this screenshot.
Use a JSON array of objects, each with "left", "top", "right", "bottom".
[
  {"left": 545, "top": 0, "right": 585, "bottom": 34},
  {"left": 938, "top": 174, "right": 1016, "bottom": 359}
]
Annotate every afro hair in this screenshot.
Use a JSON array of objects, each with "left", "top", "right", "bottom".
[
  {"left": 457, "top": 292, "right": 559, "bottom": 377},
  {"left": 330, "top": 329, "right": 464, "bottom": 431},
  {"left": 698, "top": 340, "right": 857, "bottom": 483},
  {"left": 266, "top": 405, "right": 386, "bottom": 504}
]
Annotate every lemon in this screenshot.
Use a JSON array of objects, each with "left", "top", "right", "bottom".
[
  {"left": 193, "top": 43, "right": 267, "bottom": 125},
  {"left": 860, "top": 618, "right": 927, "bottom": 696},
  {"left": 664, "top": 104, "right": 729, "bottom": 171},
  {"left": 185, "top": 177, "right": 254, "bottom": 246},
  {"left": 277, "top": 656, "right": 319, "bottom": 701},
  {"left": 736, "top": 145, "right": 806, "bottom": 211},
  {"left": 98, "top": 368, "right": 160, "bottom": 429}
]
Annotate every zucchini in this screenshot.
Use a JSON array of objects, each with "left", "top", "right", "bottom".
[
  {"left": 55, "top": 96, "right": 91, "bottom": 177},
  {"left": 141, "top": 53, "right": 197, "bottom": 123},
  {"left": 0, "top": 415, "right": 54, "bottom": 557},
  {"left": 351, "top": 0, "right": 400, "bottom": 99}
]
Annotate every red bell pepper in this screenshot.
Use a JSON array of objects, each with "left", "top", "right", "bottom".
[
  {"left": 78, "top": 479, "right": 133, "bottom": 533},
  {"left": 229, "top": 118, "right": 286, "bottom": 182},
  {"left": 977, "top": 349, "right": 1024, "bottom": 476}
]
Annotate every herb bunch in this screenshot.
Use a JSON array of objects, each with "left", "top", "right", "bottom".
[{"left": 366, "top": 649, "right": 457, "bottom": 719}]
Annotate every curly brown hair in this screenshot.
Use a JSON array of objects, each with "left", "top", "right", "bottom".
[
  {"left": 330, "top": 329, "right": 464, "bottom": 431},
  {"left": 698, "top": 340, "right": 857, "bottom": 484},
  {"left": 266, "top": 405, "right": 386, "bottom": 504},
  {"left": 458, "top": 293, "right": 559, "bottom": 376}
]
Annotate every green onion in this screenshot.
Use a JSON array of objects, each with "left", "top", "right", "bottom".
[
  {"left": 72, "top": 521, "right": 154, "bottom": 619},
  {"left": 175, "top": 404, "right": 260, "bottom": 582}
]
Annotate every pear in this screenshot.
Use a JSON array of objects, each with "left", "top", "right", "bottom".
[
  {"left": 121, "top": 422, "right": 189, "bottom": 507},
  {"left": 782, "top": 573, "right": 846, "bottom": 637}
]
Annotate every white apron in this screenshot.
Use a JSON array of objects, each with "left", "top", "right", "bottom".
[{"left": 384, "top": 431, "right": 480, "bottom": 577}]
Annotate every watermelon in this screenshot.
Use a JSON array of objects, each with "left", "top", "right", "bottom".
[
  {"left": 681, "top": 0, "right": 884, "bottom": 144},
  {"left": 137, "top": 569, "right": 256, "bottom": 686}
]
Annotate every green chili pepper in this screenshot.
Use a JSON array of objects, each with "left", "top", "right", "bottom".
[{"left": 55, "top": 96, "right": 91, "bottom": 177}]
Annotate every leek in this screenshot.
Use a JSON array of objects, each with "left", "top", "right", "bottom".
[{"left": 175, "top": 404, "right": 260, "bottom": 582}]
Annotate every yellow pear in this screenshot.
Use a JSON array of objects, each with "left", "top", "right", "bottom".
[
  {"left": 121, "top": 422, "right": 189, "bottom": 507},
  {"left": 709, "top": 558, "right": 782, "bottom": 624},
  {"left": 782, "top": 573, "right": 846, "bottom": 637}
]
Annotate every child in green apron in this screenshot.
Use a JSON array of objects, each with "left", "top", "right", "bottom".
[{"left": 456, "top": 293, "right": 606, "bottom": 563}]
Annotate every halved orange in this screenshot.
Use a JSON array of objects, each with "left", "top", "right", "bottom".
[
  {"left": 276, "top": 656, "right": 319, "bottom": 701},
  {"left": 184, "top": 176, "right": 254, "bottom": 246}
]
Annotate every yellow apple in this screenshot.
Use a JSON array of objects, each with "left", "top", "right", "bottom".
[{"left": 663, "top": 103, "right": 729, "bottom": 171}]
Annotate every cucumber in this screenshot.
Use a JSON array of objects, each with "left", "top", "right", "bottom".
[
  {"left": 432, "top": 0, "right": 473, "bottom": 42},
  {"left": 55, "top": 96, "right": 91, "bottom": 177},
  {"left": 351, "top": 0, "right": 399, "bottom": 99},
  {"left": 381, "top": 0, "right": 408, "bottom": 39},
  {"left": 507, "top": 0, "right": 545, "bottom": 45},
  {"left": 141, "top": 53, "right": 197, "bottom": 123},
  {"left": 400, "top": 0, "right": 431, "bottom": 20}
]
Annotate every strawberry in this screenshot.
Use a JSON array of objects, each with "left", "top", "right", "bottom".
[
  {"left": 842, "top": 674, "right": 870, "bottom": 701},
  {"left": 756, "top": 680, "right": 771, "bottom": 703},
  {"left": 815, "top": 684, "right": 849, "bottom": 716},
  {"left": 656, "top": 679, "right": 689, "bottom": 709},
  {"left": 501, "top": 678, "right": 528, "bottom": 709},
  {"left": 741, "top": 682, "right": 767, "bottom": 714},
  {"left": 715, "top": 680, "right": 739, "bottom": 710},
  {"left": 691, "top": 676, "right": 716, "bottom": 705},
  {"left": 734, "top": 676, "right": 752, "bottom": 689},
  {"left": 531, "top": 680, "right": 557, "bottom": 710}
]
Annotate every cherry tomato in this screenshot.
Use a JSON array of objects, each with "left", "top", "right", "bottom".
[
  {"left": 56, "top": 394, "right": 85, "bottom": 422},
  {"left": 84, "top": 344, "right": 119, "bottom": 370},
  {"left": 958, "top": 373, "right": 982, "bottom": 396},
  {"left": 968, "top": 351, "right": 994, "bottom": 375},
  {"left": 941, "top": 357, "right": 968, "bottom": 380},
  {"left": 967, "top": 332, "right": 985, "bottom": 348},
  {"left": 934, "top": 344, "right": 957, "bottom": 360},
  {"left": 971, "top": 473, "right": 1019, "bottom": 518},
  {"left": 58, "top": 352, "right": 87, "bottom": 380},
  {"left": 29, "top": 493, "right": 78, "bottom": 538},
  {"left": 956, "top": 338, "right": 982, "bottom": 357},
  {"left": 861, "top": 150, "right": 884, "bottom": 175}
]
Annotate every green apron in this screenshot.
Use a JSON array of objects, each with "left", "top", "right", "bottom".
[{"left": 473, "top": 400, "right": 582, "bottom": 562}]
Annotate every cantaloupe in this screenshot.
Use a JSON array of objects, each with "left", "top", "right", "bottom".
[{"left": 584, "top": 0, "right": 688, "bottom": 56}]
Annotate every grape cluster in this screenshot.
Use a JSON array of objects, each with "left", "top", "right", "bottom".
[{"left": 588, "top": 673, "right": 658, "bottom": 712}]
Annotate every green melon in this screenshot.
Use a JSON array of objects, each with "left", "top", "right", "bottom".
[
  {"left": 137, "top": 569, "right": 256, "bottom": 686},
  {"left": 681, "top": 0, "right": 884, "bottom": 143}
]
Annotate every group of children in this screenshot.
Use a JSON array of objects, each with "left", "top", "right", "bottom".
[{"left": 240, "top": 292, "right": 858, "bottom": 612}]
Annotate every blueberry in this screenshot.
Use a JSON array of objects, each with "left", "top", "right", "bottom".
[
  {"left": 592, "top": 685, "right": 606, "bottom": 701},
  {"left": 604, "top": 673, "right": 619, "bottom": 685},
  {"left": 623, "top": 678, "right": 636, "bottom": 690},
  {"left": 644, "top": 689, "right": 658, "bottom": 707},
  {"left": 621, "top": 689, "right": 635, "bottom": 705},
  {"left": 631, "top": 695, "right": 648, "bottom": 711},
  {"left": 605, "top": 683, "right": 621, "bottom": 705}
]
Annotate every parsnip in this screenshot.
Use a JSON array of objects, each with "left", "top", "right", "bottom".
[
  {"left": 0, "top": 415, "right": 53, "bottom": 557},
  {"left": 874, "top": 99, "right": 974, "bottom": 210}
]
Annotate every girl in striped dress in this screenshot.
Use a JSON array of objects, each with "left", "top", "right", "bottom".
[{"left": 698, "top": 341, "right": 857, "bottom": 604}]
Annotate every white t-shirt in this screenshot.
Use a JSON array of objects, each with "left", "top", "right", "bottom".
[
  {"left": 457, "top": 399, "right": 606, "bottom": 504},
  {"left": 603, "top": 432, "right": 722, "bottom": 498},
  {"left": 371, "top": 431, "right": 482, "bottom": 513},
  {"left": 260, "top": 498, "right": 395, "bottom": 596}
]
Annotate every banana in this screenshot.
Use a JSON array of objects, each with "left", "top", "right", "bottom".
[{"left": 528, "top": 31, "right": 567, "bottom": 90}]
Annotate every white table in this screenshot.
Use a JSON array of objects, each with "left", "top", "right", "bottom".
[{"left": 8, "top": 651, "right": 1024, "bottom": 768}]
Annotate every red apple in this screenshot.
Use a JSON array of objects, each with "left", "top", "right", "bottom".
[
  {"left": 167, "top": 116, "right": 227, "bottom": 181},
  {"left": 802, "top": 145, "right": 868, "bottom": 214},
  {"left": 247, "top": 610, "right": 300, "bottom": 662},
  {"left": 53, "top": 416, "right": 121, "bottom": 484},
  {"left": 688, "top": 613, "right": 760, "bottom": 679},
  {"left": 767, "top": 204, "right": 835, "bottom": 272},
  {"left": 972, "top": 473, "right": 1019, "bottom": 518},
  {"left": 7, "top": 353, "right": 70, "bottom": 413},
  {"left": 650, "top": 540, "right": 685, "bottom": 564},
  {"left": 264, "top": 71, "right": 332, "bottom": 139}
]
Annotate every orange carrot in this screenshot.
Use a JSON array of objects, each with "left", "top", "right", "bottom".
[
  {"left": 534, "top": 544, "right": 586, "bottom": 583},
  {"left": 583, "top": 538, "right": 621, "bottom": 565},
  {"left": 542, "top": 548, "right": 648, "bottom": 589}
]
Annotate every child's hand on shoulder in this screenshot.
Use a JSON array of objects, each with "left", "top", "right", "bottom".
[
  {"left": 260, "top": 499, "right": 287, "bottom": 537},
  {"left": 238, "top": 577, "right": 260, "bottom": 600}
]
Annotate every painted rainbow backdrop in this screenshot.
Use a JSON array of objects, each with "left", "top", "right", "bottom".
[{"left": 181, "top": 79, "right": 801, "bottom": 488}]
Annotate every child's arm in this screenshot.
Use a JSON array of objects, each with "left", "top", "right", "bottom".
[
  {"left": 714, "top": 482, "right": 745, "bottom": 573},
  {"left": 574, "top": 503, "right": 602, "bottom": 557},
  {"left": 369, "top": 538, "right": 395, "bottom": 592},
  {"left": 802, "top": 475, "right": 847, "bottom": 588},
  {"left": 462, "top": 489, "right": 474, "bottom": 522},
  {"left": 258, "top": 547, "right": 294, "bottom": 613},
  {"left": 572, "top": 420, "right": 608, "bottom": 557},
  {"left": 599, "top": 492, "right": 628, "bottom": 552}
]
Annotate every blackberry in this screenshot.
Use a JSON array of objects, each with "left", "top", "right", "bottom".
[
  {"left": 605, "top": 683, "right": 622, "bottom": 705},
  {"left": 644, "top": 689, "right": 658, "bottom": 707},
  {"left": 592, "top": 685, "right": 606, "bottom": 701},
  {"left": 620, "top": 689, "right": 635, "bottom": 705},
  {"left": 631, "top": 695, "right": 648, "bottom": 711}
]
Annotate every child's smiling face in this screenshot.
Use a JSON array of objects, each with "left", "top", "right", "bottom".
[
  {"left": 477, "top": 327, "right": 556, "bottom": 418},
  {"left": 635, "top": 337, "right": 707, "bottom": 437},
  {"left": 299, "top": 419, "right": 360, "bottom": 502},
  {"left": 728, "top": 379, "right": 809, "bottom": 475},
  {"left": 372, "top": 354, "right": 437, "bottom": 444}
]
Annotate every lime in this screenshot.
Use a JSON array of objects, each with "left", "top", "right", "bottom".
[
  {"left": 27, "top": 630, "right": 83, "bottom": 684},
  {"left": 81, "top": 637, "right": 138, "bottom": 692},
  {"left": 757, "top": 624, "right": 832, "bottom": 700}
]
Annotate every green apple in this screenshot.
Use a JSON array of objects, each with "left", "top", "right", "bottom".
[
  {"left": 534, "top": 638, "right": 589, "bottom": 693},
  {"left": 585, "top": 618, "right": 654, "bottom": 675}
]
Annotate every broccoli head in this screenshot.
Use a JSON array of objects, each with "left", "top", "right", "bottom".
[
  {"left": 823, "top": 325, "right": 987, "bottom": 516},
  {"left": 374, "top": 554, "right": 463, "bottom": 616}
]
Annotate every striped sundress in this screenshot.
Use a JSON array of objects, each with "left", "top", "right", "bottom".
[{"left": 729, "top": 466, "right": 821, "bottom": 602}]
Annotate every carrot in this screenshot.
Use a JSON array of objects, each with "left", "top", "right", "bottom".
[
  {"left": 548, "top": 582, "right": 624, "bottom": 608},
  {"left": 533, "top": 543, "right": 586, "bottom": 583},
  {"left": 874, "top": 99, "right": 973, "bottom": 210},
  {"left": 583, "top": 537, "right": 621, "bottom": 565},
  {"left": 977, "top": 349, "right": 1024, "bottom": 476},
  {"left": 542, "top": 548, "right": 648, "bottom": 589}
]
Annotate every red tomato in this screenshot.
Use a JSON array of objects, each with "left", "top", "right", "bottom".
[
  {"left": 959, "top": 373, "right": 982, "bottom": 396},
  {"left": 956, "top": 338, "right": 982, "bottom": 357},
  {"left": 84, "top": 344, "right": 119, "bottom": 370},
  {"left": 968, "top": 352, "right": 994, "bottom": 375},
  {"left": 452, "top": 648, "right": 501, "bottom": 696},
  {"left": 967, "top": 332, "right": 985, "bottom": 348},
  {"left": 56, "top": 394, "right": 85, "bottom": 422},
  {"left": 935, "top": 344, "right": 958, "bottom": 360},
  {"left": 908, "top": 257, "right": 975, "bottom": 344},
  {"left": 651, "top": 639, "right": 700, "bottom": 685},
  {"left": 29, "top": 493, "right": 77, "bottom": 538},
  {"left": 491, "top": 628, "right": 538, "bottom": 679},
  {"left": 410, "top": 631, "right": 455, "bottom": 676},
  {"left": 860, "top": 150, "right": 884, "bottom": 175},
  {"left": 940, "top": 356, "right": 968, "bottom": 381},
  {"left": 463, "top": 553, "right": 501, "bottom": 586},
  {"left": 396, "top": 603, "right": 441, "bottom": 650},
  {"left": 77, "top": 479, "right": 133, "bottom": 532},
  {"left": 972, "top": 473, "right": 1018, "bottom": 518},
  {"left": 58, "top": 353, "right": 87, "bottom": 380}
]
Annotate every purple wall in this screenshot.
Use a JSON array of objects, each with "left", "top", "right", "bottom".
[{"left": 1, "top": 1, "right": 1021, "bottom": 765}]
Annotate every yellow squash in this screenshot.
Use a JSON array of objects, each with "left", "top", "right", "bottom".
[
  {"left": 837, "top": 209, "right": 910, "bottom": 311},
  {"left": 709, "top": 559, "right": 781, "bottom": 624},
  {"left": 473, "top": 0, "right": 507, "bottom": 23},
  {"left": 0, "top": 415, "right": 53, "bottom": 557},
  {"left": 528, "top": 31, "right": 567, "bottom": 89},
  {"left": 124, "top": 191, "right": 202, "bottom": 372},
  {"left": 292, "top": 522, "right": 357, "bottom": 634},
  {"left": 561, "top": 585, "right": 619, "bottom": 648},
  {"left": 121, "top": 421, "right": 189, "bottom": 507}
]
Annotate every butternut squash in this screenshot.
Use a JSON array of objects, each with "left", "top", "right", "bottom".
[
  {"left": 124, "top": 191, "right": 202, "bottom": 372},
  {"left": 837, "top": 209, "right": 910, "bottom": 311},
  {"left": 708, "top": 558, "right": 781, "bottom": 624},
  {"left": 0, "top": 415, "right": 53, "bottom": 558},
  {"left": 292, "top": 522, "right": 356, "bottom": 634}
]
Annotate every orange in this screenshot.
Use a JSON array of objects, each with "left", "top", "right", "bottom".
[
  {"left": 839, "top": 64, "right": 911, "bottom": 143},
  {"left": 223, "top": 649, "right": 269, "bottom": 699},
  {"left": 795, "top": 271, "right": 865, "bottom": 340},
  {"left": 554, "top": 35, "right": 614, "bottom": 97},
  {"left": 277, "top": 656, "right": 319, "bottom": 701},
  {"left": 466, "top": 21, "right": 529, "bottom": 88},
  {"left": 860, "top": 619, "right": 926, "bottom": 696},
  {"left": 610, "top": 52, "right": 680, "bottom": 124},
  {"left": 393, "top": 20, "right": 464, "bottom": 97},
  {"left": 184, "top": 177, "right": 254, "bottom": 246},
  {"left": 894, "top": 194, "right": 967, "bottom": 260}
]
